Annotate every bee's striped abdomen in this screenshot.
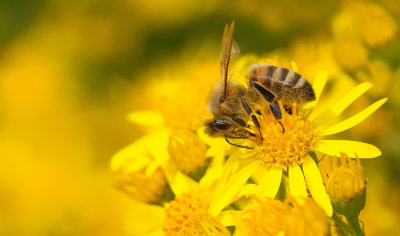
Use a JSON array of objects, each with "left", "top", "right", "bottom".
[
  {"left": 248, "top": 64, "right": 274, "bottom": 88},
  {"left": 246, "top": 63, "right": 316, "bottom": 105}
]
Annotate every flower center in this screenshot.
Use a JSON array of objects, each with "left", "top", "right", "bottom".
[
  {"left": 163, "top": 191, "right": 229, "bottom": 235},
  {"left": 168, "top": 129, "right": 208, "bottom": 173},
  {"left": 253, "top": 105, "right": 315, "bottom": 169}
]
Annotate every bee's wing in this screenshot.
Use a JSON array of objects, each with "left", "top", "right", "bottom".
[
  {"left": 220, "top": 21, "right": 238, "bottom": 99},
  {"left": 229, "top": 39, "right": 241, "bottom": 81}
]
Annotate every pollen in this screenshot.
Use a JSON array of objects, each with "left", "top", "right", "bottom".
[
  {"left": 112, "top": 167, "right": 166, "bottom": 203},
  {"left": 168, "top": 129, "right": 208, "bottom": 173},
  {"left": 325, "top": 154, "right": 366, "bottom": 201},
  {"left": 241, "top": 197, "right": 288, "bottom": 235},
  {"left": 163, "top": 191, "right": 229, "bottom": 236},
  {"left": 254, "top": 105, "right": 315, "bottom": 169}
]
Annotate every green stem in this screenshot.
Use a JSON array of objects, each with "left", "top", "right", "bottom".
[
  {"left": 347, "top": 216, "right": 365, "bottom": 236},
  {"left": 332, "top": 213, "right": 353, "bottom": 236}
]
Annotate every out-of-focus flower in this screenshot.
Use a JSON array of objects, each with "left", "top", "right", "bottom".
[
  {"left": 129, "top": 60, "right": 219, "bottom": 131},
  {"left": 283, "top": 198, "right": 330, "bottom": 236},
  {"left": 225, "top": 68, "right": 386, "bottom": 216},
  {"left": 124, "top": 59, "right": 220, "bottom": 176},
  {"left": 354, "top": 60, "right": 392, "bottom": 97},
  {"left": 332, "top": 31, "right": 369, "bottom": 71},
  {"left": 168, "top": 129, "right": 208, "bottom": 174},
  {"left": 126, "top": 143, "right": 258, "bottom": 236},
  {"left": 348, "top": 1, "right": 397, "bottom": 48},
  {"left": 332, "top": 1, "right": 397, "bottom": 49},
  {"left": 110, "top": 131, "right": 169, "bottom": 203},
  {"left": 290, "top": 37, "right": 341, "bottom": 80},
  {"left": 319, "top": 153, "right": 367, "bottom": 235},
  {"left": 239, "top": 197, "right": 288, "bottom": 235},
  {"left": 319, "top": 153, "right": 367, "bottom": 222},
  {"left": 320, "top": 154, "right": 366, "bottom": 203},
  {"left": 236, "top": 196, "right": 329, "bottom": 236},
  {"left": 331, "top": 12, "right": 369, "bottom": 71}
]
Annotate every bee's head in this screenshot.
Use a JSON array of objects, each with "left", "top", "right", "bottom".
[{"left": 204, "top": 117, "right": 239, "bottom": 137}]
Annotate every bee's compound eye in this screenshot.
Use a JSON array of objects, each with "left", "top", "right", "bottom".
[{"left": 213, "top": 119, "right": 231, "bottom": 130}]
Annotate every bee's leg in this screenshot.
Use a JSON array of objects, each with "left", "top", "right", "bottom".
[
  {"left": 225, "top": 137, "right": 254, "bottom": 149},
  {"left": 251, "top": 81, "right": 285, "bottom": 133},
  {"left": 232, "top": 116, "right": 247, "bottom": 127},
  {"left": 240, "top": 98, "right": 263, "bottom": 140},
  {"left": 232, "top": 116, "right": 256, "bottom": 136},
  {"left": 270, "top": 102, "right": 285, "bottom": 133}
]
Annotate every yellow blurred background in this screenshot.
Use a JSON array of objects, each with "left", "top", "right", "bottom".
[{"left": 0, "top": 0, "right": 399, "bottom": 235}]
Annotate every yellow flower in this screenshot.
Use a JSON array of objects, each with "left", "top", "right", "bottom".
[
  {"left": 129, "top": 60, "right": 218, "bottom": 131},
  {"left": 127, "top": 139, "right": 259, "bottom": 235},
  {"left": 331, "top": 11, "right": 369, "bottom": 71},
  {"left": 319, "top": 153, "right": 367, "bottom": 222},
  {"left": 349, "top": 1, "right": 397, "bottom": 47},
  {"left": 332, "top": 1, "right": 397, "bottom": 49},
  {"left": 354, "top": 60, "right": 392, "bottom": 97},
  {"left": 236, "top": 196, "right": 329, "bottom": 236},
  {"left": 126, "top": 60, "right": 222, "bottom": 174},
  {"left": 110, "top": 131, "right": 170, "bottom": 203},
  {"left": 240, "top": 197, "right": 288, "bottom": 235},
  {"left": 128, "top": 58, "right": 223, "bottom": 173},
  {"left": 320, "top": 153, "right": 366, "bottom": 202},
  {"left": 227, "top": 70, "right": 387, "bottom": 216},
  {"left": 332, "top": 32, "right": 369, "bottom": 71},
  {"left": 168, "top": 129, "right": 208, "bottom": 174},
  {"left": 163, "top": 190, "right": 229, "bottom": 236},
  {"left": 284, "top": 197, "right": 330, "bottom": 236}
]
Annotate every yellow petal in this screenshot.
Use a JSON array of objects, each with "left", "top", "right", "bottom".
[
  {"left": 238, "top": 184, "right": 258, "bottom": 199},
  {"left": 145, "top": 131, "right": 170, "bottom": 163},
  {"left": 302, "top": 155, "right": 333, "bottom": 216},
  {"left": 144, "top": 229, "right": 165, "bottom": 236},
  {"left": 329, "top": 82, "right": 373, "bottom": 116},
  {"left": 213, "top": 149, "right": 241, "bottom": 198},
  {"left": 321, "top": 98, "right": 388, "bottom": 135},
  {"left": 127, "top": 110, "right": 164, "bottom": 127},
  {"left": 219, "top": 210, "right": 241, "bottom": 226},
  {"left": 207, "top": 138, "right": 227, "bottom": 169},
  {"left": 200, "top": 138, "right": 227, "bottom": 189},
  {"left": 126, "top": 201, "right": 165, "bottom": 236},
  {"left": 164, "top": 162, "right": 197, "bottom": 196},
  {"left": 289, "top": 165, "right": 307, "bottom": 198},
  {"left": 110, "top": 142, "right": 149, "bottom": 173},
  {"left": 257, "top": 167, "right": 282, "bottom": 198},
  {"left": 316, "top": 140, "right": 382, "bottom": 158},
  {"left": 309, "top": 82, "right": 372, "bottom": 121},
  {"left": 209, "top": 160, "right": 259, "bottom": 216},
  {"left": 110, "top": 130, "right": 169, "bottom": 173},
  {"left": 303, "top": 70, "right": 328, "bottom": 110}
]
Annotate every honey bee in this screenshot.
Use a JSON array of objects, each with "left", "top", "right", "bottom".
[{"left": 205, "top": 21, "right": 316, "bottom": 148}]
